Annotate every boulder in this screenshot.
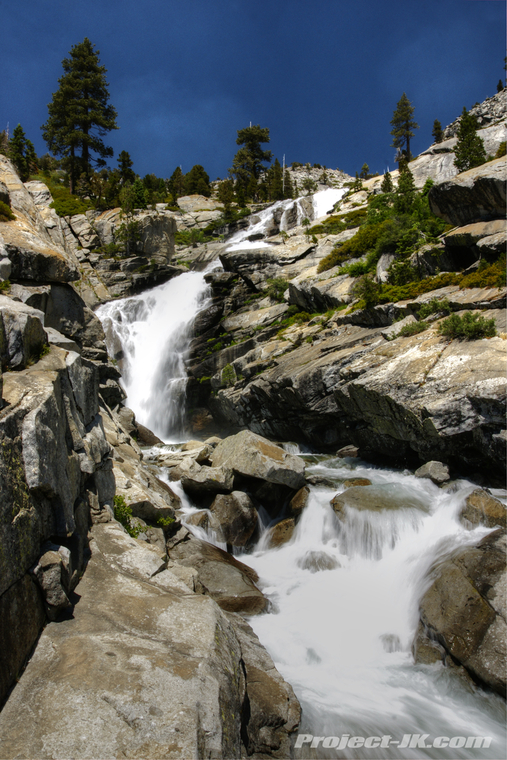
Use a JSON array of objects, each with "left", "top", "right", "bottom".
[
  {"left": 168, "top": 533, "right": 267, "bottom": 614},
  {"left": 209, "top": 491, "right": 258, "bottom": 546},
  {"left": 331, "top": 483, "right": 429, "bottom": 518},
  {"left": 266, "top": 518, "right": 296, "bottom": 547},
  {"left": 0, "top": 296, "right": 47, "bottom": 369},
  {"left": 210, "top": 430, "right": 306, "bottom": 490},
  {"left": 428, "top": 157, "right": 506, "bottom": 226},
  {"left": 417, "top": 529, "right": 506, "bottom": 696},
  {"left": 415, "top": 460, "right": 450, "bottom": 485},
  {"left": 289, "top": 485, "right": 311, "bottom": 515},
  {"left": 179, "top": 459, "right": 235, "bottom": 498},
  {"left": 459, "top": 488, "right": 506, "bottom": 529}
]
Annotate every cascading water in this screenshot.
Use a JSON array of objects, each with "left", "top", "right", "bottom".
[
  {"left": 97, "top": 269, "right": 213, "bottom": 441},
  {"left": 236, "top": 459, "right": 506, "bottom": 760},
  {"left": 226, "top": 187, "right": 346, "bottom": 251}
]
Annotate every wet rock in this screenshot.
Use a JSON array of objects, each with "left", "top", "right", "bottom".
[
  {"left": 459, "top": 488, "right": 506, "bottom": 529},
  {"left": 343, "top": 478, "right": 372, "bottom": 487},
  {"left": 290, "top": 485, "right": 311, "bottom": 515},
  {"left": 210, "top": 430, "right": 306, "bottom": 490},
  {"left": 136, "top": 422, "right": 163, "bottom": 446},
  {"left": 209, "top": 491, "right": 258, "bottom": 546},
  {"left": 168, "top": 533, "right": 267, "bottom": 614},
  {"left": 267, "top": 518, "right": 296, "bottom": 547},
  {"left": 417, "top": 529, "right": 506, "bottom": 696},
  {"left": 415, "top": 460, "right": 450, "bottom": 485},
  {"left": 180, "top": 459, "right": 235, "bottom": 498},
  {"left": 412, "top": 621, "right": 446, "bottom": 665},
  {"left": 337, "top": 444, "right": 359, "bottom": 458},
  {"left": 331, "top": 484, "right": 428, "bottom": 518},
  {"left": 296, "top": 550, "right": 340, "bottom": 573},
  {"left": 226, "top": 612, "right": 301, "bottom": 757}
]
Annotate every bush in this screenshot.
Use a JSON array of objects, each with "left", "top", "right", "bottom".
[
  {"left": 459, "top": 257, "right": 506, "bottom": 289},
  {"left": 0, "top": 201, "right": 15, "bottom": 221},
  {"left": 221, "top": 363, "right": 237, "bottom": 387},
  {"left": 352, "top": 274, "right": 381, "bottom": 308},
  {"left": 495, "top": 141, "right": 506, "bottom": 158},
  {"left": 398, "top": 321, "right": 427, "bottom": 337},
  {"left": 417, "top": 297, "right": 451, "bottom": 319},
  {"left": 264, "top": 277, "right": 290, "bottom": 302},
  {"left": 50, "top": 186, "right": 91, "bottom": 217},
  {"left": 438, "top": 311, "right": 497, "bottom": 340},
  {"left": 113, "top": 494, "right": 141, "bottom": 538}
]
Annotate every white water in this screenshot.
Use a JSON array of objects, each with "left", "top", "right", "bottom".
[
  {"left": 226, "top": 187, "right": 346, "bottom": 251},
  {"left": 237, "top": 459, "right": 506, "bottom": 759},
  {"left": 96, "top": 270, "right": 212, "bottom": 441}
]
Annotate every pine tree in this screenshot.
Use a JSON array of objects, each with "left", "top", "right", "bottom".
[
  {"left": 360, "top": 163, "right": 369, "bottom": 179},
  {"left": 497, "top": 79, "right": 504, "bottom": 93},
  {"left": 184, "top": 165, "right": 211, "bottom": 196},
  {"left": 9, "top": 124, "right": 37, "bottom": 181},
  {"left": 132, "top": 178, "right": 147, "bottom": 209},
  {"left": 453, "top": 107, "right": 486, "bottom": 173},
  {"left": 167, "top": 166, "right": 185, "bottom": 201},
  {"left": 41, "top": 38, "right": 118, "bottom": 192},
  {"left": 118, "top": 151, "right": 135, "bottom": 184},
  {"left": 432, "top": 119, "right": 444, "bottom": 144},
  {"left": 394, "top": 164, "right": 416, "bottom": 214},
  {"left": 380, "top": 171, "right": 393, "bottom": 193},
  {"left": 390, "top": 93, "right": 419, "bottom": 162},
  {"left": 283, "top": 169, "right": 294, "bottom": 199},
  {"left": 268, "top": 158, "right": 284, "bottom": 200},
  {"left": 230, "top": 125, "right": 272, "bottom": 193}
]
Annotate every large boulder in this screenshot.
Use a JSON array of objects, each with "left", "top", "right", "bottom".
[
  {"left": 428, "top": 157, "right": 506, "bottom": 226},
  {"left": 210, "top": 430, "right": 306, "bottom": 490},
  {"left": 416, "top": 529, "right": 506, "bottom": 696},
  {"left": 168, "top": 532, "right": 267, "bottom": 614},
  {"left": 0, "top": 296, "right": 47, "bottom": 369},
  {"left": 209, "top": 491, "right": 259, "bottom": 546},
  {"left": 459, "top": 488, "right": 506, "bottom": 529}
]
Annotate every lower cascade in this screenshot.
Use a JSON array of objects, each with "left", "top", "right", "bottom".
[{"left": 96, "top": 270, "right": 506, "bottom": 760}]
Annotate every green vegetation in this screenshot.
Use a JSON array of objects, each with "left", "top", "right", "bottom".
[
  {"left": 264, "top": 278, "right": 290, "bottom": 302},
  {"left": 390, "top": 92, "right": 419, "bottom": 162},
  {"left": 398, "top": 321, "right": 428, "bottom": 337},
  {"left": 438, "top": 311, "right": 497, "bottom": 340},
  {"left": 41, "top": 38, "right": 118, "bottom": 193},
  {"left": 495, "top": 142, "right": 506, "bottom": 158},
  {"left": 49, "top": 183, "right": 92, "bottom": 217},
  {"left": 157, "top": 515, "right": 175, "bottom": 529},
  {"left": 417, "top": 297, "right": 451, "bottom": 319},
  {"left": 432, "top": 119, "right": 444, "bottom": 144},
  {"left": 0, "top": 280, "right": 10, "bottom": 292},
  {"left": 230, "top": 124, "right": 273, "bottom": 200},
  {"left": 9, "top": 124, "right": 37, "bottom": 182},
  {"left": 221, "top": 364, "right": 237, "bottom": 387},
  {"left": 113, "top": 494, "right": 141, "bottom": 538},
  {"left": 453, "top": 108, "right": 486, "bottom": 173},
  {"left": 310, "top": 208, "right": 367, "bottom": 236},
  {"left": 0, "top": 201, "right": 15, "bottom": 222},
  {"left": 317, "top": 174, "right": 448, "bottom": 277}
]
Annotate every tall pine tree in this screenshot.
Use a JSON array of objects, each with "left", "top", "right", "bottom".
[
  {"left": 230, "top": 125, "right": 272, "bottom": 193},
  {"left": 41, "top": 38, "right": 118, "bottom": 192},
  {"left": 117, "top": 151, "right": 135, "bottom": 184},
  {"left": 9, "top": 124, "right": 37, "bottom": 181},
  {"left": 432, "top": 119, "right": 444, "bottom": 144},
  {"left": 390, "top": 93, "right": 419, "bottom": 162}
]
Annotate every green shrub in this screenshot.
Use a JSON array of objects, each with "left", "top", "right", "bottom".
[
  {"left": 0, "top": 280, "right": 10, "bottom": 293},
  {"left": 157, "top": 515, "right": 175, "bottom": 529},
  {"left": 264, "top": 277, "right": 290, "bottom": 302},
  {"left": 113, "top": 494, "right": 141, "bottom": 538},
  {"left": 50, "top": 185, "right": 91, "bottom": 217},
  {"left": 221, "top": 363, "right": 237, "bottom": 387},
  {"left": 459, "top": 257, "right": 506, "bottom": 289},
  {"left": 495, "top": 141, "right": 506, "bottom": 158},
  {"left": 0, "top": 201, "right": 15, "bottom": 221},
  {"left": 398, "top": 321, "right": 427, "bottom": 337},
  {"left": 418, "top": 297, "right": 451, "bottom": 319},
  {"left": 351, "top": 274, "right": 381, "bottom": 308},
  {"left": 438, "top": 311, "right": 497, "bottom": 340}
]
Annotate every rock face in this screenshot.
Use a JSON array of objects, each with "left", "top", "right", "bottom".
[
  {"left": 428, "top": 158, "right": 506, "bottom": 226},
  {"left": 0, "top": 521, "right": 300, "bottom": 758},
  {"left": 416, "top": 529, "right": 506, "bottom": 697}
]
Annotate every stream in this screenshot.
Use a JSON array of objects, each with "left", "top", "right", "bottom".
[{"left": 96, "top": 190, "right": 506, "bottom": 760}]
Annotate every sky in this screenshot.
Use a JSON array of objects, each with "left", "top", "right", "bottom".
[{"left": 1, "top": 0, "right": 505, "bottom": 181}]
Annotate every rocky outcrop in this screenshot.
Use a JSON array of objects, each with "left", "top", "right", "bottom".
[
  {"left": 0, "top": 519, "right": 299, "bottom": 758},
  {"left": 428, "top": 157, "right": 506, "bottom": 226},
  {"left": 443, "top": 89, "right": 507, "bottom": 138},
  {"left": 415, "top": 529, "right": 506, "bottom": 697}
]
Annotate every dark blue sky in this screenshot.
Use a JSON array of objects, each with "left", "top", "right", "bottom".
[{"left": 1, "top": 0, "right": 505, "bottom": 180}]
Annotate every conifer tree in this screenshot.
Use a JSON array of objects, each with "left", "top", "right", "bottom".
[
  {"left": 390, "top": 93, "right": 419, "bottom": 162},
  {"left": 268, "top": 158, "right": 284, "bottom": 200},
  {"left": 41, "top": 38, "right": 118, "bottom": 192},
  {"left": 283, "top": 169, "right": 294, "bottom": 199},
  {"left": 453, "top": 107, "right": 486, "bottom": 173},
  {"left": 118, "top": 151, "right": 135, "bottom": 184},
  {"left": 132, "top": 178, "right": 147, "bottom": 209},
  {"left": 432, "top": 119, "right": 444, "bottom": 144},
  {"left": 380, "top": 170, "right": 393, "bottom": 193},
  {"left": 9, "top": 124, "right": 37, "bottom": 181},
  {"left": 168, "top": 166, "right": 185, "bottom": 201},
  {"left": 230, "top": 125, "right": 272, "bottom": 193},
  {"left": 360, "top": 163, "right": 369, "bottom": 179},
  {"left": 393, "top": 164, "right": 416, "bottom": 214},
  {"left": 184, "top": 165, "right": 211, "bottom": 196}
]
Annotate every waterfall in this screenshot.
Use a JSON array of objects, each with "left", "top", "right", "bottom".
[{"left": 97, "top": 270, "right": 212, "bottom": 441}]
